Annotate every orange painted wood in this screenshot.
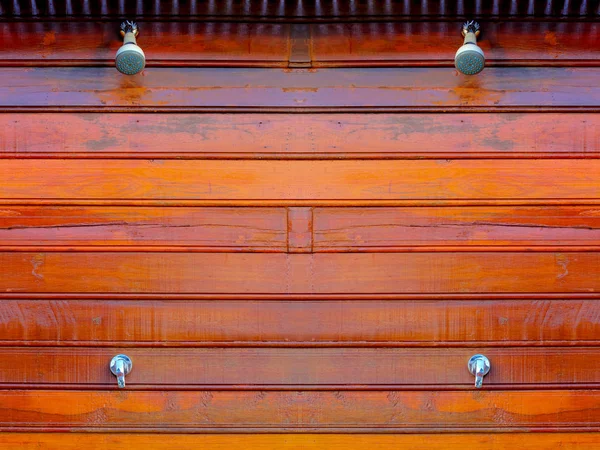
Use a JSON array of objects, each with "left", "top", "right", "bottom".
[
  {"left": 2, "top": 67, "right": 600, "bottom": 109},
  {"left": 0, "top": 347, "right": 598, "bottom": 388},
  {"left": 2, "top": 160, "right": 600, "bottom": 201},
  {"left": 2, "top": 10, "right": 599, "bottom": 439},
  {"left": 313, "top": 206, "right": 600, "bottom": 250},
  {"left": 2, "top": 113, "right": 599, "bottom": 158},
  {"left": 0, "top": 22, "right": 290, "bottom": 65},
  {"left": 0, "top": 390, "right": 597, "bottom": 431},
  {"left": 0, "top": 299, "right": 598, "bottom": 346},
  {"left": 0, "top": 252, "right": 598, "bottom": 293},
  {"left": 0, "top": 206, "right": 286, "bottom": 250},
  {"left": 311, "top": 22, "right": 600, "bottom": 65},
  {"left": 2, "top": 22, "right": 598, "bottom": 66},
  {"left": 2, "top": 433, "right": 600, "bottom": 450}
]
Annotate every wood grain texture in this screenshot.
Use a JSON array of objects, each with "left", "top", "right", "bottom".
[
  {"left": 0, "top": 299, "right": 598, "bottom": 347},
  {"left": 0, "top": 206, "right": 287, "bottom": 250},
  {"left": 2, "top": 8, "right": 599, "bottom": 439},
  {"left": 2, "top": 22, "right": 599, "bottom": 67},
  {"left": 2, "top": 160, "right": 600, "bottom": 201},
  {"left": 0, "top": 22, "right": 290, "bottom": 66},
  {"left": 0, "top": 347, "right": 598, "bottom": 389},
  {"left": 1, "top": 252, "right": 598, "bottom": 294},
  {"left": 0, "top": 390, "right": 598, "bottom": 431},
  {"left": 2, "top": 433, "right": 600, "bottom": 450},
  {"left": 2, "top": 67, "right": 600, "bottom": 109},
  {"left": 312, "top": 22, "right": 600, "bottom": 65},
  {"left": 313, "top": 206, "right": 600, "bottom": 250},
  {"left": 2, "top": 113, "right": 599, "bottom": 158},
  {"left": 287, "top": 207, "right": 313, "bottom": 253}
]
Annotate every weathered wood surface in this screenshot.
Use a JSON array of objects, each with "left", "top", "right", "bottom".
[
  {"left": 2, "top": 160, "right": 600, "bottom": 201},
  {"left": 2, "top": 68, "right": 600, "bottom": 109},
  {"left": 3, "top": 205, "right": 599, "bottom": 250},
  {"left": 2, "top": 113, "right": 599, "bottom": 158},
  {"left": 1, "top": 22, "right": 599, "bottom": 66},
  {"left": 313, "top": 206, "right": 600, "bottom": 250},
  {"left": 0, "top": 206, "right": 287, "bottom": 250},
  {"left": 0, "top": 390, "right": 598, "bottom": 431},
  {"left": 0, "top": 252, "right": 598, "bottom": 293},
  {"left": 1, "top": 433, "right": 599, "bottom": 450},
  {"left": 311, "top": 22, "right": 600, "bottom": 65},
  {"left": 0, "top": 347, "right": 597, "bottom": 389},
  {"left": 0, "top": 299, "right": 597, "bottom": 347},
  {"left": 0, "top": 22, "right": 290, "bottom": 66},
  {"left": 2, "top": 8, "right": 599, "bottom": 441}
]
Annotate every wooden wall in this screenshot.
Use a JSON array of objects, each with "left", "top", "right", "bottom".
[{"left": 0, "top": 3, "right": 599, "bottom": 449}]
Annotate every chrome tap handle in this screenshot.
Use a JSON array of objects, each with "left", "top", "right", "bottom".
[
  {"left": 110, "top": 354, "right": 133, "bottom": 388},
  {"left": 468, "top": 354, "right": 490, "bottom": 389}
]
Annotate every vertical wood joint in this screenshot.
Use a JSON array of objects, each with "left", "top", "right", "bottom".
[
  {"left": 287, "top": 207, "right": 313, "bottom": 253},
  {"left": 288, "top": 24, "right": 312, "bottom": 68}
]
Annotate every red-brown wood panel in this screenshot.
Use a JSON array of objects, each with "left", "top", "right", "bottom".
[
  {"left": 313, "top": 206, "right": 600, "bottom": 250},
  {"left": 1, "top": 252, "right": 598, "bottom": 294},
  {"left": 2, "top": 67, "right": 600, "bottom": 109},
  {"left": 312, "top": 22, "right": 600, "bottom": 65},
  {"left": 0, "top": 390, "right": 598, "bottom": 432},
  {"left": 2, "top": 113, "right": 599, "bottom": 158},
  {"left": 2, "top": 22, "right": 598, "bottom": 67},
  {"left": 0, "top": 347, "right": 597, "bottom": 389},
  {"left": 2, "top": 206, "right": 599, "bottom": 251},
  {"left": 2, "top": 433, "right": 600, "bottom": 450},
  {"left": 0, "top": 206, "right": 287, "bottom": 250},
  {"left": 0, "top": 22, "right": 290, "bottom": 65},
  {"left": 2, "top": 160, "right": 600, "bottom": 201},
  {"left": 0, "top": 299, "right": 598, "bottom": 347},
  {"left": 2, "top": 9, "right": 599, "bottom": 444}
]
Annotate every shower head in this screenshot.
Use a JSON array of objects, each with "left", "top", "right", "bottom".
[
  {"left": 116, "top": 21, "right": 145, "bottom": 75},
  {"left": 455, "top": 21, "right": 485, "bottom": 76}
]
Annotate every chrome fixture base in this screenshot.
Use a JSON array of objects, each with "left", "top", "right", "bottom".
[
  {"left": 120, "top": 20, "right": 139, "bottom": 37},
  {"left": 468, "top": 354, "right": 491, "bottom": 389},
  {"left": 110, "top": 354, "right": 133, "bottom": 388}
]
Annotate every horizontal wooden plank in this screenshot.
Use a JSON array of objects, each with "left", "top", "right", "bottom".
[
  {"left": 0, "top": 299, "right": 598, "bottom": 346},
  {"left": 9, "top": 205, "right": 598, "bottom": 252},
  {"left": 2, "top": 160, "right": 600, "bottom": 201},
  {"left": 2, "top": 22, "right": 599, "bottom": 66},
  {"left": 313, "top": 206, "right": 600, "bottom": 250},
  {"left": 312, "top": 22, "right": 600, "bottom": 65},
  {"left": 1, "top": 67, "right": 600, "bottom": 110},
  {"left": 0, "top": 347, "right": 598, "bottom": 389},
  {"left": 1, "top": 252, "right": 599, "bottom": 293},
  {"left": 0, "top": 206, "right": 287, "bottom": 250},
  {"left": 2, "top": 433, "right": 600, "bottom": 450},
  {"left": 0, "top": 22, "right": 290, "bottom": 66},
  {"left": 0, "top": 390, "right": 598, "bottom": 431},
  {"left": 2, "top": 113, "right": 599, "bottom": 158}
]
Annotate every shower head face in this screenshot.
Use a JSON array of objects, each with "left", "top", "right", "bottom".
[
  {"left": 455, "top": 44, "right": 485, "bottom": 76},
  {"left": 115, "top": 44, "right": 145, "bottom": 75}
]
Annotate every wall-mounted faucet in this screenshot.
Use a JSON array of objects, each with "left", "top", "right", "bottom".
[
  {"left": 110, "top": 354, "right": 133, "bottom": 388},
  {"left": 468, "top": 354, "right": 491, "bottom": 388}
]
